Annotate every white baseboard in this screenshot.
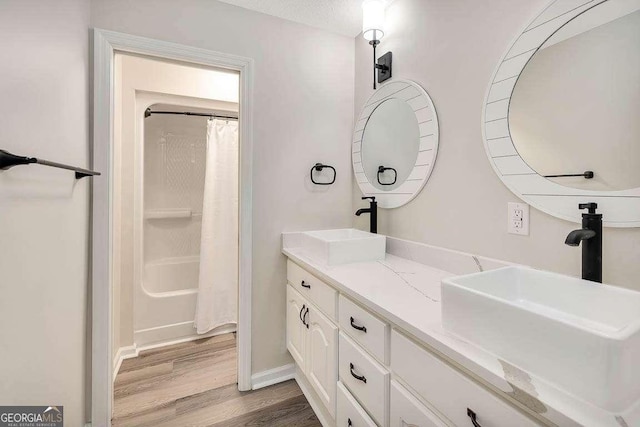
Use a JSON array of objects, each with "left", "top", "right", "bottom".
[
  {"left": 133, "top": 322, "right": 236, "bottom": 350},
  {"left": 251, "top": 363, "right": 296, "bottom": 390},
  {"left": 295, "top": 366, "right": 335, "bottom": 427},
  {"left": 112, "top": 345, "right": 138, "bottom": 380}
]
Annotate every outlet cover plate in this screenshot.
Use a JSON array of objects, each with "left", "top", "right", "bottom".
[{"left": 508, "top": 202, "right": 529, "bottom": 235}]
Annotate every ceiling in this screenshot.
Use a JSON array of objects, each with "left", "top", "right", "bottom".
[{"left": 217, "top": 0, "right": 386, "bottom": 37}]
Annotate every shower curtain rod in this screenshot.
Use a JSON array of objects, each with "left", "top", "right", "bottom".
[{"left": 144, "top": 108, "right": 238, "bottom": 121}]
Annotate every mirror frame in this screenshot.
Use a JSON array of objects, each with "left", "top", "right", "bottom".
[
  {"left": 353, "top": 79, "right": 439, "bottom": 209},
  {"left": 482, "top": 0, "right": 640, "bottom": 227}
]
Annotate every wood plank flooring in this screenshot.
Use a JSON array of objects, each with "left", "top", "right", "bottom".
[{"left": 113, "top": 333, "right": 321, "bottom": 427}]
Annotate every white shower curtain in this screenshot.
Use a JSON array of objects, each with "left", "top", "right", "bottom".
[{"left": 195, "top": 119, "right": 239, "bottom": 334}]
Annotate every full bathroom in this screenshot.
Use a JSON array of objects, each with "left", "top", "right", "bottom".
[{"left": 0, "top": 0, "right": 639, "bottom": 426}]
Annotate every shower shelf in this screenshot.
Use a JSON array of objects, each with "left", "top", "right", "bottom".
[{"left": 145, "top": 209, "right": 202, "bottom": 220}]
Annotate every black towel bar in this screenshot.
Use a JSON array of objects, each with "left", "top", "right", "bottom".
[
  {"left": 0, "top": 149, "right": 101, "bottom": 179},
  {"left": 544, "top": 171, "right": 594, "bottom": 179}
]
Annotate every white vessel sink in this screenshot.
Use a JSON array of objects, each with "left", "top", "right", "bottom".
[
  {"left": 301, "top": 228, "right": 386, "bottom": 265},
  {"left": 441, "top": 266, "right": 640, "bottom": 411}
]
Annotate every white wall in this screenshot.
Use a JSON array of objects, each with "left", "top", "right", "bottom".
[
  {"left": 92, "top": 0, "right": 355, "bottom": 373},
  {"left": 0, "top": 1, "right": 90, "bottom": 426},
  {"left": 353, "top": 0, "right": 640, "bottom": 289}
]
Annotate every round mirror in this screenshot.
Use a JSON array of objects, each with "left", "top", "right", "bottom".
[
  {"left": 510, "top": 5, "right": 640, "bottom": 191},
  {"left": 362, "top": 98, "right": 420, "bottom": 191},
  {"left": 482, "top": 0, "right": 640, "bottom": 227},
  {"left": 353, "top": 80, "right": 439, "bottom": 208}
]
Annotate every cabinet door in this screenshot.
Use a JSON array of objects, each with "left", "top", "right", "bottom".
[
  {"left": 307, "top": 305, "right": 339, "bottom": 418},
  {"left": 390, "top": 380, "right": 447, "bottom": 427},
  {"left": 286, "top": 285, "right": 308, "bottom": 369}
]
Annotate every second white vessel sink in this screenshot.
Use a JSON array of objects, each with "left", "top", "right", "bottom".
[
  {"left": 441, "top": 266, "right": 640, "bottom": 411},
  {"left": 301, "top": 228, "right": 386, "bottom": 265}
]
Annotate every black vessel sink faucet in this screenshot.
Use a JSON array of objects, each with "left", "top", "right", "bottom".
[
  {"left": 355, "top": 196, "right": 377, "bottom": 234},
  {"left": 565, "top": 203, "right": 602, "bottom": 283}
]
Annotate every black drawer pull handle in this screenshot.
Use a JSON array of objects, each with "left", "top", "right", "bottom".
[
  {"left": 350, "top": 316, "right": 367, "bottom": 333},
  {"left": 299, "top": 304, "right": 306, "bottom": 323},
  {"left": 348, "top": 419, "right": 352, "bottom": 427},
  {"left": 301, "top": 280, "right": 311, "bottom": 289},
  {"left": 349, "top": 363, "right": 367, "bottom": 383},
  {"left": 467, "top": 408, "right": 482, "bottom": 427}
]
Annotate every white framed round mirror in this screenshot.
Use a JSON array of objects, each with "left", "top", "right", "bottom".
[
  {"left": 353, "top": 80, "right": 439, "bottom": 208},
  {"left": 482, "top": 0, "right": 640, "bottom": 227}
]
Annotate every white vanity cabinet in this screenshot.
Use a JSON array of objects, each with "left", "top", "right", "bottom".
[
  {"left": 391, "top": 330, "right": 541, "bottom": 427},
  {"left": 307, "top": 305, "right": 339, "bottom": 416},
  {"left": 286, "top": 285, "right": 309, "bottom": 368},
  {"left": 287, "top": 260, "right": 544, "bottom": 427},
  {"left": 286, "top": 267, "right": 339, "bottom": 418}
]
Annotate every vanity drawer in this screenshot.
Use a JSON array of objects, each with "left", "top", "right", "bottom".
[
  {"left": 391, "top": 330, "right": 541, "bottom": 427},
  {"left": 339, "top": 332, "right": 389, "bottom": 426},
  {"left": 337, "top": 381, "right": 377, "bottom": 427},
  {"left": 287, "top": 260, "right": 337, "bottom": 320},
  {"left": 339, "top": 295, "right": 389, "bottom": 364},
  {"left": 390, "top": 380, "right": 447, "bottom": 427}
]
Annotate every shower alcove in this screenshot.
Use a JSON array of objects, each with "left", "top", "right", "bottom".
[{"left": 134, "top": 102, "right": 238, "bottom": 346}]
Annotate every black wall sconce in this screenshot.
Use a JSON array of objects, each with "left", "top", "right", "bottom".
[{"left": 363, "top": 0, "right": 392, "bottom": 90}]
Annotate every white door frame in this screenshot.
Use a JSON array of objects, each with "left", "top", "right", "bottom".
[{"left": 92, "top": 29, "right": 254, "bottom": 426}]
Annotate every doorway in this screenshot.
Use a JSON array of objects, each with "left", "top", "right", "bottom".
[{"left": 92, "top": 30, "right": 254, "bottom": 426}]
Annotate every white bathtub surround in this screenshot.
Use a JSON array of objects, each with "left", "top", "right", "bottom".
[
  {"left": 195, "top": 119, "right": 239, "bottom": 334},
  {"left": 282, "top": 233, "right": 639, "bottom": 427}
]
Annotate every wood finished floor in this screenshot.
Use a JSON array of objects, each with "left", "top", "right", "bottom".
[{"left": 112, "top": 333, "right": 321, "bottom": 427}]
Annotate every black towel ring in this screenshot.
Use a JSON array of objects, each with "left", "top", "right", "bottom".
[
  {"left": 377, "top": 165, "right": 397, "bottom": 186},
  {"left": 310, "top": 163, "right": 336, "bottom": 185}
]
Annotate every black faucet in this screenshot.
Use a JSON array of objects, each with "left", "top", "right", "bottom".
[
  {"left": 565, "top": 203, "right": 602, "bottom": 283},
  {"left": 355, "top": 196, "right": 377, "bottom": 234}
]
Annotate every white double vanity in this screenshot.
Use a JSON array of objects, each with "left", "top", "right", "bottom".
[
  {"left": 282, "top": 230, "right": 640, "bottom": 427},
  {"left": 283, "top": 0, "right": 640, "bottom": 425}
]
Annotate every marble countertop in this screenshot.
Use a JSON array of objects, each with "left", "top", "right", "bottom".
[{"left": 282, "top": 234, "right": 637, "bottom": 427}]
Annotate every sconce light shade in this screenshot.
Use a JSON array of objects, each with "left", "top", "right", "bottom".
[{"left": 362, "top": 0, "right": 385, "bottom": 41}]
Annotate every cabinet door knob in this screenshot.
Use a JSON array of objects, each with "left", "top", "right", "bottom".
[
  {"left": 299, "top": 304, "right": 306, "bottom": 323},
  {"left": 349, "top": 363, "right": 367, "bottom": 383},
  {"left": 304, "top": 307, "right": 309, "bottom": 329},
  {"left": 350, "top": 316, "right": 367, "bottom": 333},
  {"left": 348, "top": 418, "right": 352, "bottom": 427},
  {"left": 467, "top": 408, "right": 482, "bottom": 427},
  {"left": 301, "top": 280, "right": 311, "bottom": 289}
]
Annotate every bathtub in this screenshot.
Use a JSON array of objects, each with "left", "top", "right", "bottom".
[{"left": 134, "top": 255, "right": 235, "bottom": 346}]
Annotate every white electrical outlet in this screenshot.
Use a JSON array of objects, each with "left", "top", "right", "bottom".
[{"left": 508, "top": 202, "right": 529, "bottom": 235}]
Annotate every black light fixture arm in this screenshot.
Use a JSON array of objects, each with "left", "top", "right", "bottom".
[
  {"left": 369, "top": 40, "right": 392, "bottom": 90},
  {"left": 371, "top": 40, "right": 380, "bottom": 90},
  {"left": 0, "top": 149, "right": 100, "bottom": 179}
]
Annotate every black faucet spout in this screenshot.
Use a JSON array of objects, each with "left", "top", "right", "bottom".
[
  {"left": 564, "top": 203, "right": 602, "bottom": 283},
  {"left": 356, "top": 196, "right": 377, "bottom": 234},
  {"left": 565, "top": 229, "right": 596, "bottom": 246}
]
